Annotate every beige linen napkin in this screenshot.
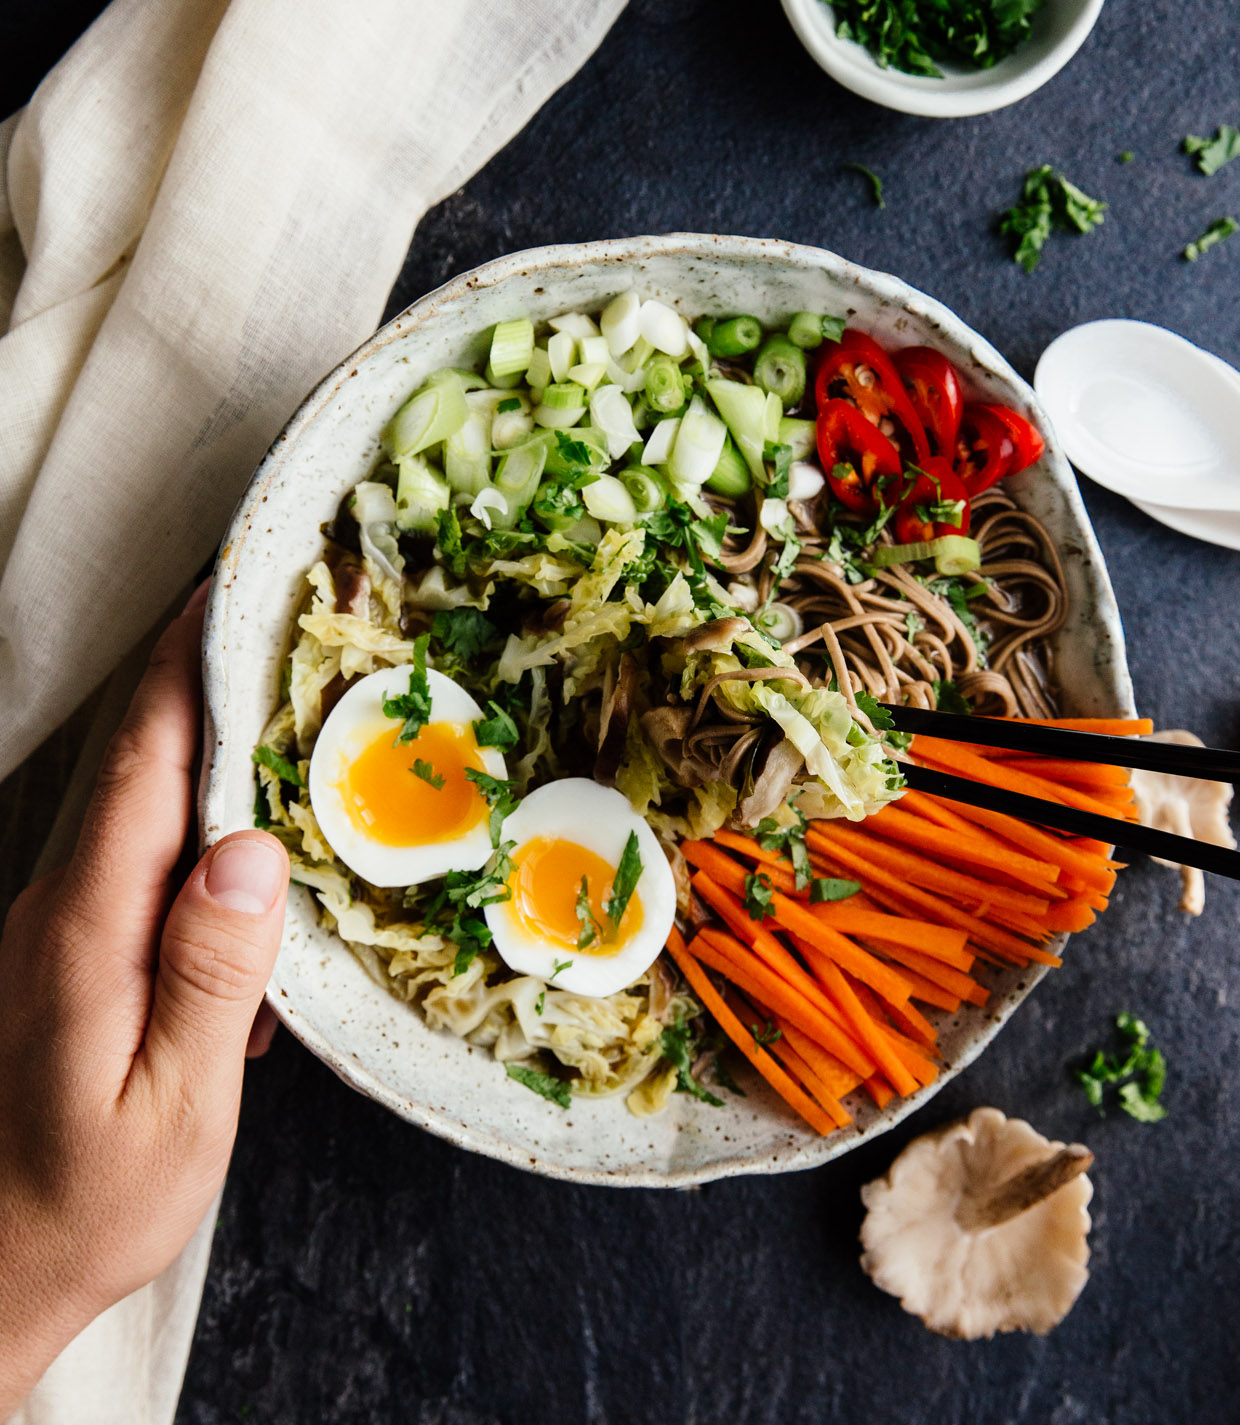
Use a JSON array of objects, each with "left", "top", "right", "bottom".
[{"left": 2, "top": 0, "right": 625, "bottom": 1419}]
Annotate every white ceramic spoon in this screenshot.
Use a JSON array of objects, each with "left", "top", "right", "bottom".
[{"left": 1034, "top": 319, "right": 1240, "bottom": 512}]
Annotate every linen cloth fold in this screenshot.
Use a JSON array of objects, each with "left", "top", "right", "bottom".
[{"left": 2, "top": 0, "right": 625, "bottom": 1419}]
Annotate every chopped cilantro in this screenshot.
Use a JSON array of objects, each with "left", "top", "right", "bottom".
[
  {"left": 854, "top": 688, "right": 894, "bottom": 731},
  {"left": 660, "top": 1012, "right": 724, "bottom": 1107},
  {"left": 252, "top": 781, "right": 272, "bottom": 829},
  {"left": 755, "top": 808, "right": 812, "bottom": 890},
  {"left": 927, "top": 576, "right": 989, "bottom": 662},
  {"left": 382, "top": 634, "right": 433, "bottom": 744},
  {"left": 506, "top": 1062, "right": 572, "bottom": 1109},
  {"left": 904, "top": 610, "right": 923, "bottom": 639},
  {"left": 1074, "top": 1013, "right": 1168, "bottom": 1122},
  {"left": 412, "top": 759, "right": 445, "bottom": 790},
  {"left": 749, "top": 1018, "right": 782, "bottom": 1047},
  {"left": 743, "top": 871, "right": 777, "bottom": 921},
  {"left": 932, "top": 678, "right": 974, "bottom": 715},
  {"left": 449, "top": 915, "right": 492, "bottom": 977},
  {"left": 1183, "top": 125, "right": 1240, "bottom": 176},
  {"left": 1118, "top": 150, "right": 1135, "bottom": 164},
  {"left": 831, "top": 0, "right": 1045, "bottom": 77},
  {"left": 497, "top": 397, "right": 522, "bottom": 413},
  {"left": 999, "top": 165, "right": 1106, "bottom": 273},
  {"left": 434, "top": 506, "right": 468, "bottom": 578},
  {"left": 575, "top": 877, "right": 601, "bottom": 950},
  {"left": 605, "top": 832, "right": 643, "bottom": 934},
  {"left": 820, "top": 315, "right": 846, "bottom": 344},
  {"left": 252, "top": 744, "right": 304, "bottom": 787},
  {"left": 472, "top": 700, "right": 520, "bottom": 751},
  {"left": 845, "top": 161, "right": 885, "bottom": 209},
  {"left": 535, "top": 989, "right": 546, "bottom": 1015},
  {"left": 764, "top": 441, "right": 795, "bottom": 499},
  {"left": 431, "top": 607, "right": 495, "bottom": 662},
  {"left": 810, "top": 877, "right": 861, "bottom": 903},
  {"left": 465, "top": 768, "right": 519, "bottom": 846},
  {"left": 1183, "top": 217, "right": 1238, "bottom": 261}
]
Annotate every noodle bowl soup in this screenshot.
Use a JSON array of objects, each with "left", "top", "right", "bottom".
[{"left": 202, "top": 235, "right": 1134, "bottom": 1185}]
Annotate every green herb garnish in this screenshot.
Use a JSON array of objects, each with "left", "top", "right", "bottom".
[
  {"left": 749, "top": 1018, "right": 782, "bottom": 1047},
  {"left": 506, "top": 1062, "right": 572, "bottom": 1109},
  {"left": 472, "top": 700, "right": 520, "bottom": 751},
  {"left": 810, "top": 877, "right": 861, "bottom": 903},
  {"left": 412, "top": 759, "right": 445, "bottom": 790},
  {"left": 743, "top": 871, "right": 777, "bottom": 921},
  {"left": 999, "top": 165, "right": 1106, "bottom": 273},
  {"left": 660, "top": 1013, "right": 724, "bottom": 1107},
  {"left": 497, "top": 397, "right": 522, "bottom": 413},
  {"left": 550, "top": 957, "right": 573, "bottom": 981},
  {"left": 252, "top": 744, "right": 304, "bottom": 787},
  {"left": 604, "top": 832, "right": 643, "bottom": 933},
  {"left": 1118, "top": 150, "right": 1135, "bottom": 164},
  {"left": 465, "top": 768, "right": 520, "bottom": 846},
  {"left": 1183, "top": 125, "right": 1240, "bottom": 177},
  {"left": 1183, "top": 217, "right": 1238, "bottom": 261},
  {"left": 845, "top": 161, "right": 885, "bottom": 209},
  {"left": 1074, "top": 1013, "right": 1167, "bottom": 1122},
  {"left": 434, "top": 506, "right": 468, "bottom": 578},
  {"left": 755, "top": 808, "right": 812, "bottom": 890},
  {"left": 382, "top": 634, "right": 433, "bottom": 744},
  {"left": 830, "top": 0, "right": 1046, "bottom": 78},
  {"left": 932, "top": 677, "right": 974, "bottom": 715},
  {"left": 575, "top": 876, "right": 601, "bottom": 950},
  {"left": 431, "top": 607, "right": 496, "bottom": 662},
  {"left": 854, "top": 689, "right": 894, "bottom": 731}
]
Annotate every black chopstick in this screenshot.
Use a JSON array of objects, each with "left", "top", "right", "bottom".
[
  {"left": 902, "top": 763, "right": 1240, "bottom": 880},
  {"left": 880, "top": 704, "right": 1240, "bottom": 784}
]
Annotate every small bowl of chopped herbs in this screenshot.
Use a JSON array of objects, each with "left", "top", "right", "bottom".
[{"left": 781, "top": 0, "right": 1105, "bottom": 117}]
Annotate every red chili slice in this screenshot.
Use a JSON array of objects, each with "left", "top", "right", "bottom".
[
  {"left": 893, "top": 347, "right": 964, "bottom": 459},
  {"left": 816, "top": 398, "right": 902, "bottom": 514},
  {"left": 954, "top": 404, "right": 1017, "bottom": 496},
  {"left": 892, "top": 459, "right": 972, "bottom": 545},
  {"left": 973, "top": 403, "right": 1045, "bottom": 474},
  {"left": 814, "top": 329, "right": 931, "bottom": 466}
]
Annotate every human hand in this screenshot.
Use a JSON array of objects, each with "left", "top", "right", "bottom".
[{"left": 0, "top": 585, "right": 290, "bottom": 1414}]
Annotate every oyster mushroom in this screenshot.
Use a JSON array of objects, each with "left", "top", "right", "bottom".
[
  {"left": 734, "top": 736, "right": 804, "bottom": 827},
  {"left": 860, "top": 1107, "right": 1094, "bottom": 1340},
  {"left": 594, "top": 651, "right": 639, "bottom": 785},
  {"left": 1129, "top": 729, "right": 1236, "bottom": 915}
]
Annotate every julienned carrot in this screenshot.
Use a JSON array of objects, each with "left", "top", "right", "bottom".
[
  {"left": 999, "top": 715, "right": 1153, "bottom": 736},
  {"left": 726, "top": 990, "right": 852, "bottom": 1128},
  {"left": 807, "top": 838, "right": 1049, "bottom": 965},
  {"left": 808, "top": 822, "right": 1053, "bottom": 920},
  {"left": 691, "top": 876, "right": 876, "bottom": 1078},
  {"left": 667, "top": 935, "right": 837, "bottom": 1136},
  {"left": 809, "top": 955, "right": 921, "bottom": 1097},
  {"left": 913, "top": 738, "right": 1129, "bottom": 821},
  {"left": 775, "top": 1018, "right": 866, "bottom": 1102},
  {"left": 712, "top": 827, "right": 795, "bottom": 873},
  {"left": 1000, "top": 757, "right": 1133, "bottom": 789},
  {"left": 863, "top": 804, "right": 1063, "bottom": 888},
  {"left": 692, "top": 924, "right": 876, "bottom": 1079},
  {"left": 843, "top": 933, "right": 993, "bottom": 1004},
  {"left": 1042, "top": 899, "right": 1097, "bottom": 933},
  {"left": 845, "top": 975, "right": 939, "bottom": 1058}
]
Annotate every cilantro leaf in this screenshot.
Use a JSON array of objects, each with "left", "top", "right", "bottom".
[
  {"left": 853, "top": 689, "right": 894, "bottom": 732},
  {"left": 755, "top": 809, "right": 812, "bottom": 890},
  {"left": 927, "top": 577, "right": 989, "bottom": 663},
  {"left": 1074, "top": 1013, "right": 1168, "bottom": 1121},
  {"left": 472, "top": 700, "right": 520, "bottom": 751},
  {"left": 382, "top": 634, "right": 433, "bottom": 744},
  {"left": 832, "top": 0, "right": 1045, "bottom": 77},
  {"left": 431, "top": 607, "right": 496, "bottom": 662},
  {"left": 1183, "top": 216, "right": 1238, "bottom": 262},
  {"left": 252, "top": 745, "right": 304, "bottom": 787},
  {"left": 550, "top": 957, "right": 573, "bottom": 981},
  {"left": 448, "top": 914, "right": 492, "bottom": 977},
  {"left": 497, "top": 397, "right": 522, "bottom": 413},
  {"left": 845, "top": 161, "right": 885, "bottom": 209},
  {"left": 434, "top": 506, "right": 468, "bottom": 579},
  {"left": 820, "top": 315, "right": 846, "bottom": 344},
  {"left": 505, "top": 1062, "right": 572, "bottom": 1109},
  {"left": 749, "top": 1018, "right": 782, "bottom": 1047},
  {"left": 1183, "top": 124, "right": 1240, "bottom": 177},
  {"left": 465, "top": 768, "right": 519, "bottom": 846},
  {"left": 999, "top": 165, "right": 1105, "bottom": 273},
  {"left": 575, "top": 876, "right": 601, "bottom": 950},
  {"left": 932, "top": 678, "right": 974, "bottom": 715},
  {"left": 412, "top": 759, "right": 445, "bottom": 790},
  {"left": 660, "top": 1013, "right": 724, "bottom": 1107},
  {"left": 743, "top": 871, "right": 777, "bottom": 921},
  {"left": 810, "top": 877, "right": 861, "bottom": 903},
  {"left": 764, "top": 442, "right": 794, "bottom": 499},
  {"left": 604, "top": 832, "right": 643, "bottom": 934}
]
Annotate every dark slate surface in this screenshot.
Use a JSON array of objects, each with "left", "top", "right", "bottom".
[{"left": 12, "top": 2, "right": 1240, "bottom": 1421}]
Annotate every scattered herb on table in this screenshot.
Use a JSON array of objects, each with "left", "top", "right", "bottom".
[
  {"left": 1183, "top": 216, "right": 1238, "bottom": 262},
  {"left": 1182, "top": 125, "right": 1240, "bottom": 177},
  {"left": 506, "top": 1062, "right": 572, "bottom": 1109},
  {"left": 1118, "top": 150, "right": 1135, "bottom": 164},
  {"left": 998, "top": 165, "right": 1106, "bottom": 273},
  {"left": 829, "top": 0, "right": 1047, "bottom": 79},
  {"left": 1074, "top": 1012, "right": 1167, "bottom": 1122},
  {"left": 845, "top": 161, "right": 885, "bottom": 209}
]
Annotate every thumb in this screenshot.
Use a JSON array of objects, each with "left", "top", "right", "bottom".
[{"left": 143, "top": 831, "right": 289, "bottom": 1097}]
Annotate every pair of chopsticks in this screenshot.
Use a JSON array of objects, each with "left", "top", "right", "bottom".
[{"left": 878, "top": 705, "right": 1240, "bottom": 881}]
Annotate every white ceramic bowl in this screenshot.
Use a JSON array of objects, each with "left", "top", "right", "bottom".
[
  {"left": 201, "top": 234, "right": 1133, "bottom": 1187},
  {"left": 781, "top": 0, "right": 1105, "bottom": 117}
]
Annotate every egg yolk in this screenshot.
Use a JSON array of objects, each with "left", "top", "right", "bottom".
[
  {"left": 341, "top": 721, "right": 489, "bottom": 845},
  {"left": 507, "top": 835, "right": 644, "bottom": 955}
]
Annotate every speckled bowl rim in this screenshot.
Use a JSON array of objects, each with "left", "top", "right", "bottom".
[{"left": 201, "top": 233, "right": 1133, "bottom": 1187}]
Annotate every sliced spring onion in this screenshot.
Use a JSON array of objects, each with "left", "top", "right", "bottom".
[
  {"left": 778, "top": 416, "right": 817, "bottom": 461},
  {"left": 669, "top": 396, "right": 728, "bottom": 493},
  {"left": 603, "top": 356, "right": 648, "bottom": 394},
  {"left": 487, "top": 318, "right": 534, "bottom": 379},
  {"left": 589, "top": 384, "right": 642, "bottom": 460},
  {"left": 638, "top": 299, "right": 689, "bottom": 358},
  {"left": 534, "top": 382, "right": 586, "bottom": 427},
  {"left": 753, "top": 335, "right": 806, "bottom": 409},
  {"left": 548, "top": 330, "right": 575, "bottom": 383},
  {"left": 469, "top": 485, "right": 508, "bottom": 530},
  {"left": 533, "top": 402, "right": 588, "bottom": 430},
  {"left": 383, "top": 376, "right": 469, "bottom": 459},
  {"left": 582, "top": 473, "right": 639, "bottom": 524},
  {"left": 491, "top": 439, "right": 547, "bottom": 528},
  {"left": 428, "top": 367, "right": 491, "bottom": 392},
  {"left": 758, "top": 496, "right": 794, "bottom": 538},
  {"left": 492, "top": 396, "right": 533, "bottom": 450},
  {"left": 870, "top": 535, "right": 982, "bottom": 575},
  {"left": 443, "top": 406, "right": 492, "bottom": 496},
  {"left": 705, "top": 377, "right": 769, "bottom": 479},
  {"left": 642, "top": 415, "right": 681, "bottom": 466},
  {"left": 693, "top": 315, "right": 716, "bottom": 345},
  {"left": 567, "top": 361, "right": 606, "bottom": 389},
  {"left": 756, "top": 601, "right": 804, "bottom": 643},
  {"left": 620, "top": 464, "right": 667, "bottom": 513},
  {"left": 578, "top": 335, "right": 609, "bottom": 366},
  {"left": 395, "top": 455, "right": 451, "bottom": 532},
  {"left": 645, "top": 353, "right": 686, "bottom": 413},
  {"left": 548, "top": 311, "right": 600, "bottom": 341},
  {"left": 787, "top": 312, "right": 827, "bottom": 349},
  {"left": 542, "top": 426, "right": 609, "bottom": 477},
  {"left": 786, "top": 460, "right": 825, "bottom": 501},
  {"left": 526, "top": 346, "right": 552, "bottom": 395},
  {"left": 705, "top": 434, "right": 751, "bottom": 497},
  {"left": 600, "top": 290, "right": 641, "bottom": 358},
  {"left": 706, "top": 315, "right": 762, "bottom": 357}
]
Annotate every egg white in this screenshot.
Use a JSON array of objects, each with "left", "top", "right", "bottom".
[
  {"left": 485, "top": 778, "right": 676, "bottom": 998},
  {"left": 308, "top": 665, "right": 507, "bottom": 888}
]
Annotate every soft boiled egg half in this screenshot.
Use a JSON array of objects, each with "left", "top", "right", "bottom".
[
  {"left": 308, "top": 665, "right": 506, "bottom": 887},
  {"left": 485, "top": 778, "right": 676, "bottom": 999}
]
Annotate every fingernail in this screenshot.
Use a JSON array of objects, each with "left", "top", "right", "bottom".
[
  {"left": 183, "top": 579, "right": 211, "bottom": 616},
  {"left": 205, "top": 839, "right": 287, "bottom": 914}
]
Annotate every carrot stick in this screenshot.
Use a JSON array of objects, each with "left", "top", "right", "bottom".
[
  {"left": 1000, "top": 757, "right": 1133, "bottom": 789},
  {"left": 691, "top": 925, "right": 876, "bottom": 1079},
  {"left": 667, "top": 936, "right": 837, "bottom": 1136},
  {"left": 726, "top": 990, "right": 853, "bottom": 1129},
  {"left": 808, "top": 822, "right": 1054, "bottom": 919},
  {"left": 1001, "top": 715, "right": 1153, "bottom": 736},
  {"left": 774, "top": 1019, "right": 866, "bottom": 1102},
  {"left": 807, "top": 955, "right": 920, "bottom": 1097},
  {"left": 810, "top": 899, "right": 971, "bottom": 961},
  {"left": 863, "top": 804, "right": 1063, "bottom": 888},
  {"left": 845, "top": 975, "right": 940, "bottom": 1059},
  {"left": 913, "top": 738, "right": 1129, "bottom": 820},
  {"left": 1042, "top": 899, "right": 1097, "bottom": 933},
  {"left": 848, "top": 935, "right": 994, "bottom": 1003}
]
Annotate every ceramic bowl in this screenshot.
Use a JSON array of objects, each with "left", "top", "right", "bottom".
[
  {"left": 201, "top": 233, "right": 1133, "bottom": 1187},
  {"left": 781, "top": 0, "right": 1106, "bottom": 117}
]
